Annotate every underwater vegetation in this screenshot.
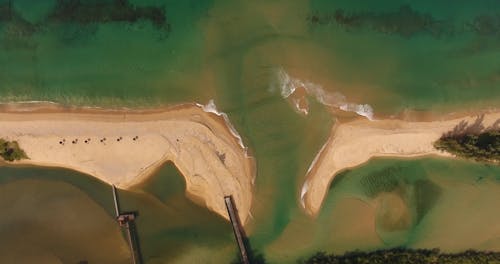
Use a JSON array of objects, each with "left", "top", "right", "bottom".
[
  {"left": 0, "top": 0, "right": 170, "bottom": 47},
  {"left": 299, "top": 248, "right": 500, "bottom": 264},
  {"left": 307, "top": 4, "right": 500, "bottom": 39},
  {"left": 308, "top": 5, "right": 450, "bottom": 38},
  {"left": 47, "top": 0, "right": 169, "bottom": 30}
]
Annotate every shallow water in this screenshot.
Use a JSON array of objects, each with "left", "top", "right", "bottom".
[
  {"left": 0, "top": 164, "right": 236, "bottom": 263},
  {"left": 1, "top": 158, "right": 499, "bottom": 263},
  {"left": 1, "top": 0, "right": 500, "bottom": 263},
  {"left": 247, "top": 157, "right": 500, "bottom": 263}
]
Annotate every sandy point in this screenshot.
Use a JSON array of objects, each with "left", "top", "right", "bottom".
[
  {"left": 301, "top": 110, "right": 500, "bottom": 217},
  {"left": 0, "top": 102, "right": 255, "bottom": 225}
]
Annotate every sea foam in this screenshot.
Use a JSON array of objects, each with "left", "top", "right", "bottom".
[
  {"left": 198, "top": 100, "right": 255, "bottom": 183},
  {"left": 271, "top": 67, "right": 374, "bottom": 120},
  {"left": 199, "top": 100, "right": 256, "bottom": 221},
  {"left": 198, "top": 100, "right": 247, "bottom": 152},
  {"left": 300, "top": 180, "right": 309, "bottom": 209}
]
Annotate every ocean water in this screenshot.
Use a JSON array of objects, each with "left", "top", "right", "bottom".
[
  {"left": 1, "top": 0, "right": 500, "bottom": 263},
  {"left": 1, "top": 0, "right": 498, "bottom": 111}
]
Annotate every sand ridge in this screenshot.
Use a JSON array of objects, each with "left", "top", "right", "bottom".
[
  {"left": 0, "top": 103, "right": 255, "bottom": 224},
  {"left": 301, "top": 111, "right": 500, "bottom": 217}
]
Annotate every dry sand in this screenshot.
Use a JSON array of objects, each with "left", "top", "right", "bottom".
[
  {"left": 301, "top": 111, "right": 500, "bottom": 217},
  {"left": 0, "top": 103, "right": 255, "bottom": 224}
]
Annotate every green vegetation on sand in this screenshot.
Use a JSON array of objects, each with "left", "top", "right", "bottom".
[
  {"left": 434, "top": 130, "right": 500, "bottom": 162},
  {"left": 0, "top": 139, "right": 28, "bottom": 162},
  {"left": 434, "top": 115, "right": 500, "bottom": 162}
]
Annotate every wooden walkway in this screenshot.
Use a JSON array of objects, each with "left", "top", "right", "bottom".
[
  {"left": 113, "top": 185, "right": 142, "bottom": 264},
  {"left": 224, "top": 195, "right": 250, "bottom": 264}
]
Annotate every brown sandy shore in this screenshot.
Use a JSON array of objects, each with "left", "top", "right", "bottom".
[
  {"left": 0, "top": 102, "right": 255, "bottom": 224},
  {"left": 301, "top": 110, "right": 500, "bottom": 217}
]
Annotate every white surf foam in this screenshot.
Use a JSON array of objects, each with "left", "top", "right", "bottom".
[
  {"left": 271, "top": 67, "right": 374, "bottom": 120},
  {"left": 301, "top": 138, "right": 329, "bottom": 209},
  {"left": 306, "top": 140, "right": 328, "bottom": 175},
  {"left": 199, "top": 100, "right": 255, "bottom": 220},
  {"left": 300, "top": 180, "right": 309, "bottom": 209},
  {"left": 197, "top": 99, "right": 254, "bottom": 179},
  {"left": 199, "top": 100, "right": 247, "bottom": 151}
]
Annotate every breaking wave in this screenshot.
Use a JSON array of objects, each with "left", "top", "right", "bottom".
[
  {"left": 270, "top": 67, "right": 374, "bottom": 120},
  {"left": 300, "top": 180, "right": 309, "bottom": 209},
  {"left": 198, "top": 100, "right": 247, "bottom": 151},
  {"left": 198, "top": 100, "right": 256, "bottom": 186}
]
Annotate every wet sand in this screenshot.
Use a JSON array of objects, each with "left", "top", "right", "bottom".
[{"left": 0, "top": 103, "right": 255, "bottom": 224}]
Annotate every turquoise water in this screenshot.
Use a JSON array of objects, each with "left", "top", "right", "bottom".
[
  {"left": 1, "top": 0, "right": 500, "bottom": 263},
  {"left": 1, "top": 0, "right": 498, "bottom": 110}
]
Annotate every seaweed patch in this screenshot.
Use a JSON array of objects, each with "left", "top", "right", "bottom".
[{"left": 0, "top": 0, "right": 171, "bottom": 47}]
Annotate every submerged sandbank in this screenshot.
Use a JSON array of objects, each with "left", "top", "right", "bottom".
[
  {"left": 0, "top": 102, "right": 255, "bottom": 224},
  {"left": 301, "top": 110, "right": 500, "bottom": 217}
]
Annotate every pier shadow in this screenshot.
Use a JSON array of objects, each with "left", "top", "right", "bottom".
[
  {"left": 116, "top": 210, "right": 144, "bottom": 264},
  {"left": 113, "top": 185, "right": 144, "bottom": 264},
  {"left": 229, "top": 224, "right": 267, "bottom": 264},
  {"left": 230, "top": 237, "right": 267, "bottom": 264},
  {"left": 226, "top": 195, "right": 267, "bottom": 264},
  {"left": 125, "top": 215, "right": 144, "bottom": 264}
]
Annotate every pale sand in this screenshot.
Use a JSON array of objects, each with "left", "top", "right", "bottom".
[
  {"left": 301, "top": 111, "right": 500, "bottom": 217},
  {"left": 0, "top": 104, "right": 255, "bottom": 224}
]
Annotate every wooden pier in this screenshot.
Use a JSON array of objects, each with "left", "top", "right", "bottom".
[
  {"left": 112, "top": 185, "right": 142, "bottom": 264},
  {"left": 224, "top": 195, "right": 250, "bottom": 264}
]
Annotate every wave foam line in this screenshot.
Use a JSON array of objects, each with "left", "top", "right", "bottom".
[
  {"left": 198, "top": 100, "right": 257, "bottom": 184},
  {"left": 198, "top": 99, "right": 256, "bottom": 223},
  {"left": 300, "top": 180, "right": 309, "bottom": 209},
  {"left": 271, "top": 67, "right": 374, "bottom": 120},
  {"left": 198, "top": 100, "right": 247, "bottom": 151}
]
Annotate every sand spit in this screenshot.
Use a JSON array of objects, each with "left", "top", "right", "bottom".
[
  {"left": 301, "top": 111, "right": 500, "bottom": 217},
  {"left": 0, "top": 103, "right": 255, "bottom": 224}
]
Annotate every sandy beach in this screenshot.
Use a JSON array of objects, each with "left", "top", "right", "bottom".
[
  {"left": 301, "top": 110, "right": 500, "bottom": 217},
  {"left": 0, "top": 103, "right": 255, "bottom": 224}
]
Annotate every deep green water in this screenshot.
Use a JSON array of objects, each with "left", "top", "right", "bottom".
[{"left": 1, "top": 0, "right": 500, "bottom": 263}]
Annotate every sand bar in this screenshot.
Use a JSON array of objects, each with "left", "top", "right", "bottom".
[
  {"left": 0, "top": 103, "right": 255, "bottom": 224},
  {"left": 301, "top": 111, "right": 500, "bottom": 217}
]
